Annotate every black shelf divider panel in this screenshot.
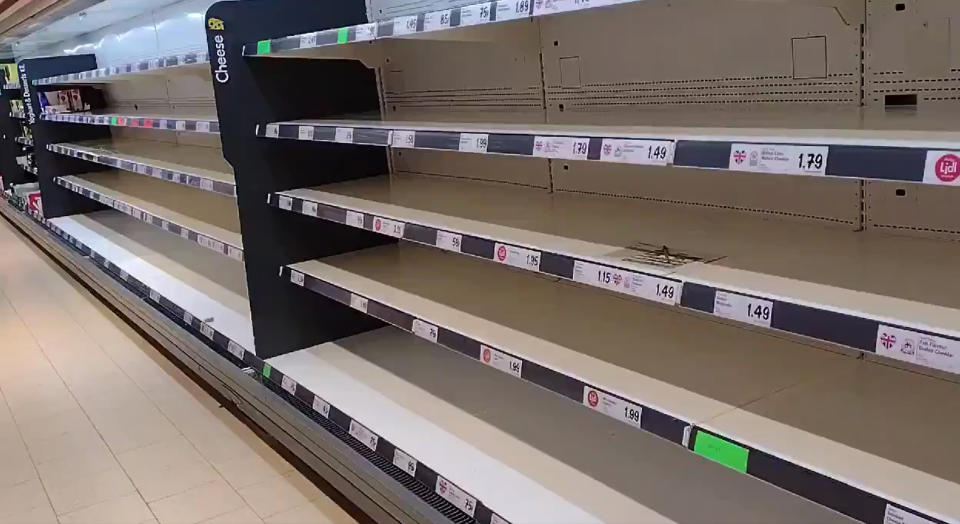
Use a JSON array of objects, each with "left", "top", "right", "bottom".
[
  {"left": 207, "top": 0, "right": 391, "bottom": 359},
  {"left": 19, "top": 55, "right": 110, "bottom": 219}
]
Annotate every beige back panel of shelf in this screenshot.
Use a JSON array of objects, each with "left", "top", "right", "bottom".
[
  {"left": 539, "top": 0, "right": 862, "bottom": 122},
  {"left": 379, "top": 21, "right": 545, "bottom": 124},
  {"left": 864, "top": 0, "right": 960, "bottom": 106},
  {"left": 864, "top": 181, "right": 960, "bottom": 241},
  {"left": 391, "top": 149, "right": 552, "bottom": 188}
]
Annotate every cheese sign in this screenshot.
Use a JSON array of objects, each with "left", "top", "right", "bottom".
[
  {"left": 729, "top": 144, "right": 828, "bottom": 176},
  {"left": 713, "top": 291, "right": 773, "bottom": 328},
  {"left": 582, "top": 386, "right": 642, "bottom": 428}
]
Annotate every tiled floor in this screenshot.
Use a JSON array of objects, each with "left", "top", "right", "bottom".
[{"left": 0, "top": 217, "right": 359, "bottom": 524}]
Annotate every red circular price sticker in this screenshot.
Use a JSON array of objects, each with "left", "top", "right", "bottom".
[
  {"left": 935, "top": 154, "right": 960, "bottom": 183},
  {"left": 482, "top": 347, "right": 491, "bottom": 363},
  {"left": 587, "top": 389, "right": 599, "bottom": 407},
  {"left": 496, "top": 245, "right": 507, "bottom": 261}
]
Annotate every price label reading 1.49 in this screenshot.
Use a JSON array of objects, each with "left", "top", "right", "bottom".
[
  {"left": 713, "top": 290, "right": 773, "bottom": 327},
  {"left": 582, "top": 386, "right": 642, "bottom": 428},
  {"left": 598, "top": 139, "right": 673, "bottom": 166}
]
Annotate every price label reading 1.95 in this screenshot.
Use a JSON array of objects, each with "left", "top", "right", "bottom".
[
  {"left": 713, "top": 290, "right": 773, "bottom": 327},
  {"left": 493, "top": 243, "right": 541, "bottom": 271},
  {"left": 582, "top": 386, "right": 642, "bottom": 428}
]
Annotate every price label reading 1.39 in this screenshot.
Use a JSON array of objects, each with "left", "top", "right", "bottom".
[
  {"left": 713, "top": 290, "right": 773, "bottom": 328},
  {"left": 458, "top": 133, "right": 489, "bottom": 154},
  {"left": 582, "top": 386, "right": 642, "bottom": 429},
  {"left": 728, "top": 143, "right": 828, "bottom": 176},
  {"left": 493, "top": 243, "right": 541, "bottom": 271}
]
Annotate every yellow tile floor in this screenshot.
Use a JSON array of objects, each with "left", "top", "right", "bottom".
[{"left": 0, "top": 217, "right": 358, "bottom": 524}]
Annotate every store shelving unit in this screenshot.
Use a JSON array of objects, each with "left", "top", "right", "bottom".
[
  {"left": 208, "top": 0, "right": 960, "bottom": 523},
  {"left": 22, "top": 47, "right": 254, "bottom": 359},
  {"left": 0, "top": 60, "right": 23, "bottom": 190}
]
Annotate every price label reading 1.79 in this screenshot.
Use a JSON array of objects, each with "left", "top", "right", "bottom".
[
  {"left": 713, "top": 290, "right": 773, "bottom": 328},
  {"left": 729, "top": 143, "right": 828, "bottom": 176},
  {"left": 532, "top": 136, "right": 590, "bottom": 160}
]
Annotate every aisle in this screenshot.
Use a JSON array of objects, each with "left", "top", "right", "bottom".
[{"left": 0, "top": 218, "right": 357, "bottom": 524}]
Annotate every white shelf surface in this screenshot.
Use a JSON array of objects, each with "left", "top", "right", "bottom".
[
  {"left": 59, "top": 171, "right": 242, "bottom": 252},
  {"left": 270, "top": 327, "right": 854, "bottom": 523},
  {"left": 49, "top": 210, "right": 253, "bottom": 351},
  {"left": 42, "top": 111, "right": 219, "bottom": 134},
  {"left": 52, "top": 138, "right": 235, "bottom": 193},
  {"left": 290, "top": 243, "right": 960, "bottom": 521},
  {"left": 35, "top": 51, "right": 210, "bottom": 85}
]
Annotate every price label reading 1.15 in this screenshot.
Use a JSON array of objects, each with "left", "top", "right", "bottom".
[{"left": 713, "top": 290, "right": 773, "bottom": 327}]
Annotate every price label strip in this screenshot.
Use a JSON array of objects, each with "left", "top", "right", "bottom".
[{"left": 728, "top": 143, "right": 828, "bottom": 176}]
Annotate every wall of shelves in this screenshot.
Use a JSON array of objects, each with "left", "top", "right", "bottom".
[{"left": 4, "top": 0, "right": 960, "bottom": 523}]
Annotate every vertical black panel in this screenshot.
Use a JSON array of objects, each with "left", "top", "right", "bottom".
[{"left": 207, "top": 0, "right": 390, "bottom": 358}]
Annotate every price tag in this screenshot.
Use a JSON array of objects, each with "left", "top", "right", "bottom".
[
  {"left": 175, "top": 120, "right": 186, "bottom": 131},
  {"left": 435, "top": 230, "right": 462, "bottom": 252},
  {"left": 227, "top": 246, "right": 243, "bottom": 261},
  {"left": 875, "top": 325, "right": 960, "bottom": 373},
  {"left": 532, "top": 136, "right": 589, "bottom": 160},
  {"left": 161, "top": 220, "right": 170, "bottom": 231},
  {"left": 345, "top": 210, "right": 365, "bottom": 228},
  {"left": 349, "top": 293, "right": 368, "bottom": 313},
  {"left": 372, "top": 216, "right": 405, "bottom": 238},
  {"left": 883, "top": 505, "right": 936, "bottom": 524},
  {"left": 149, "top": 289, "right": 161, "bottom": 303},
  {"left": 183, "top": 311, "right": 194, "bottom": 326},
  {"left": 423, "top": 10, "right": 452, "bottom": 32},
  {"left": 334, "top": 127, "right": 354, "bottom": 143},
  {"left": 490, "top": 513, "right": 510, "bottom": 524},
  {"left": 412, "top": 319, "right": 439, "bottom": 343},
  {"left": 923, "top": 151, "right": 960, "bottom": 185},
  {"left": 149, "top": 59, "right": 161, "bottom": 69},
  {"left": 158, "top": 119, "right": 168, "bottom": 129},
  {"left": 583, "top": 386, "right": 642, "bottom": 428},
  {"left": 729, "top": 144, "right": 828, "bottom": 176},
  {"left": 393, "top": 15, "right": 419, "bottom": 36},
  {"left": 264, "top": 124, "right": 279, "bottom": 138},
  {"left": 393, "top": 448, "right": 418, "bottom": 476},
  {"left": 391, "top": 130, "right": 416, "bottom": 148},
  {"left": 496, "top": 0, "right": 531, "bottom": 21},
  {"left": 178, "top": 227, "right": 190, "bottom": 240},
  {"left": 435, "top": 477, "right": 476, "bottom": 517},
  {"left": 278, "top": 195, "right": 293, "bottom": 210},
  {"left": 479, "top": 345, "right": 522, "bottom": 378},
  {"left": 227, "top": 340, "right": 245, "bottom": 360},
  {"left": 634, "top": 276, "right": 681, "bottom": 305},
  {"left": 199, "top": 322, "right": 215, "bottom": 340},
  {"left": 348, "top": 420, "right": 379, "bottom": 451},
  {"left": 572, "top": 260, "right": 635, "bottom": 295},
  {"left": 280, "top": 375, "right": 297, "bottom": 395},
  {"left": 713, "top": 291, "right": 773, "bottom": 327},
  {"left": 493, "top": 243, "right": 541, "bottom": 270},
  {"left": 200, "top": 179, "right": 214, "bottom": 191},
  {"left": 298, "top": 125, "right": 315, "bottom": 141},
  {"left": 301, "top": 201, "right": 319, "bottom": 217},
  {"left": 299, "top": 32, "right": 318, "bottom": 48},
  {"left": 599, "top": 139, "right": 673, "bottom": 166},
  {"left": 458, "top": 133, "right": 489, "bottom": 153},
  {"left": 290, "top": 270, "right": 305, "bottom": 286},
  {"left": 459, "top": 3, "right": 492, "bottom": 26},
  {"left": 313, "top": 396, "right": 331, "bottom": 418},
  {"left": 195, "top": 121, "right": 211, "bottom": 133},
  {"left": 355, "top": 23, "right": 377, "bottom": 42}
]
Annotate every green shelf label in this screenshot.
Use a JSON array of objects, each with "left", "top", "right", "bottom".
[
  {"left": 693, "top": 431, "right": 749, "bottom": 473},
  {"left": 262, "top": 363, "right": 272, "bottom": 379},
  {"left": 337, "top": 27, "right": 349, "bottom": 44},
  {"left": 109, "top": 117, "right": 118, "bottom": 125},
  {"left": 256, "top": 40, "right": 271, "bottom": 55}
]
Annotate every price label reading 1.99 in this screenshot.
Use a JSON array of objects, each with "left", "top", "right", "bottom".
[
  {"left": 582, "top": 386, "right": 642, "bottom": 428},
  {"left": 713, "top": 290, "right": 773, "bottom": 327}
]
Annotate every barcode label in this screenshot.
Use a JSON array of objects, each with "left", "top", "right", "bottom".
[
  {"left": 349, "top": 420, "right": 379, "bottom": 451},
  {"left": 393, "top": 449, "right": 418, "bottom": 477},
  {"left": 412, "top": 319, "right": 439, "bottom": 343}
]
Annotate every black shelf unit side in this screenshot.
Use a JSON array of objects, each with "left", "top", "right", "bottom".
[
  {"left": 20, "top": 55, "right": 110, "bottom": 218},
  {"left": 0, "top": 60, "right": 24, "bottom": 190},
  {"left": 207, "top": 0, "right": 390, "bottom": 358}
]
